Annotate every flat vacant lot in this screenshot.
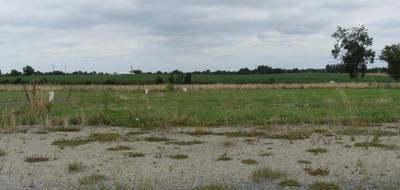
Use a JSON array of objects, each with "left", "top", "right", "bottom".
[
  {"left": 1, "top": 88, "right": 400, "bottom": 128},
  {"left": 1, "top": 125, "right": 399, "bottom": 190},
  {"left": 0, "top": 73, "right": 393, "bottom": 85}
]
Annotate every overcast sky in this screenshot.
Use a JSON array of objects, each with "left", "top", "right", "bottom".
[{"left": 0, "top": 0, "right": 399, "bottom": 73}]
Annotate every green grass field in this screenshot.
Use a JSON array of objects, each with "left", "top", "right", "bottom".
[
  {"left": 0, "top": 72, "right": 394, "bottom": 85},
  {"left": 1, "top": 88, "right": 399, "bottom": 128}
]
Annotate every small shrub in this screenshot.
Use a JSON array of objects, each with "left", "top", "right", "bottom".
[
  {"left": 251, "top": 167, "right": 285, "bottom": 183},
  {"left": 279, "top": 179, "right": 301, "bottom": 187},
  {"left": 309, "top": 182, "right": 341, "bottom": 190},
  {"left": 241, "top": 159, "right": 258, "bottom": 165},
  {"left": 25, "top": 156, "right": 50, "bottom": 163}
]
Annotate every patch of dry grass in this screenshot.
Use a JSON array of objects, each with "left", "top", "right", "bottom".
[
  {"left": 251, "top": 167, "right": 285, "bottom": 183},
  {"left": 279, "top": 179, "right": 301, "bottom": 187},
  {"left": 216, "top": 152, "right": 233, "bottom": 161},
  {"left": 169, "top": 154, "right": 189, "bottom": 160},
  {"left": 144, "top": 136, "right": 172, "bottom": 142},
  {"left": 125, "top": 152, "right": 145, "bottom": 158},
  {"left": 306, "top": 148, "right": 328, "bottom": 155},
  {"left": 198, "top": 184, "right": 231, "bottom": 190},
  {"left": 241, "top": 159, "right": 258, "bottom": 165},
  {"left": 106, "top": 145, "right": 131, "bottom": 151},
  {"left": 354, "top": 142, "right": 398, "bottom": 150},
  {"left": 68, "top": 162, "right": 83, "bottom": 172},
  {"left": 79, "top": 174, "right": 108, "bottom": 185},
  {"left": 0, "top": 149, "right": 6, "bottom": 157},
  {"left": 25, "top": 155, "right": 50, "bottom": 163},
  {"left": 304, "top": 166, "right": 330, "bottom": 176},
  {"left": 52, "top": 132, "right": 120, "bottom": 148},
  {"left": 166, "top": 140, "right": 203, "bottom": 146}
]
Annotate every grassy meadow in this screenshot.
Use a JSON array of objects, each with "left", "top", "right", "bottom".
[
  {"left": 1, "top": 88, "right": 400, "bottom": 128},
  {"left": 0, "top": 72, "right": 394, "bottom": 85}
]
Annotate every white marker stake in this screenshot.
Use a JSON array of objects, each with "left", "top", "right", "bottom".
[
  {"left": 48, "top": 91, "right": 55, "bottom": 103},
  {"left": 145, "top": 89, "right": 149, "bottom": 95},
  {"left": 182, "top": 88, "right": 188, "bottom": 93}
]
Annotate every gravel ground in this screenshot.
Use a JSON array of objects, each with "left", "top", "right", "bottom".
[{"left": 0, "top": 125, "right": 400, "bottom": 190}]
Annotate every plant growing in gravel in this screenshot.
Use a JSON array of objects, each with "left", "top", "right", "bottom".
[
  {"left": 25, "top": 155, "right": 50, "bottom": 163},
  {"left": 106, "top": 145, "right": 131, "bottom": 151},
  {"left": 297, "top": 160, "right": 312, "bottom": 165},
  {"left": 306, "top": 148, "right": 328, "bottom": 155},
  {"left": 279, "top": 179, "right": 301, "bottom": 187},
  {"left": 222, "top": 141, "right": 235, "bottom": 148},
  {"left": 144, "top": 136, "right": 172, "bottom": 142},
  {"left": 0, "top": 149, "right": 6, "bottom": 157},
  {"left": 68, "top": 162, "right": 83, "bottom": 172},
  {"left": 79, "top": 174, "right": 108, "bottom": 185},
  {"left": 259, "top": 152, "right": 274, "bottom": 157},
  {"left": 304, "top": 165, "right": 330, "bottom": 176},
  {"left": 241, "top": 159, "right": 258, "bottom": 165},
  {"left": 251, "top": 167, "right": 285, "bottom": 183},
  {"left": 166, "top": 140, "right": 203, "bottom": 146},
  {"left": 169, "top": 154, "right": 189, "bottom": 160},
  {"left": 354, "top": 141, "right": 398, "bottom": 150},
  {"left": 198, "top": 184, "right": 231, "bottom": 190},
  {"left": 216, "top": 152, "right": 233, "bottom": 161},
  {"left": 309, "top": 181, "right": 341, "bottom": 190},
  {"left": 125, "top": 152, "right": 145, "bottom": 158}
]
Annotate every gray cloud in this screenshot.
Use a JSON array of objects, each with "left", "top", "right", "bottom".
[{"left": 0, "top": 0, "right": 399, "bottom": 72}]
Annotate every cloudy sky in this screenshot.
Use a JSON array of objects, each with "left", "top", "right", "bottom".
[{"left": 0, "top": 0, "right": 399, "bottom": 73}]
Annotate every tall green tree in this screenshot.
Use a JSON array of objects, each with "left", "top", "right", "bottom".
[
  {"left": 380, "top": 44, "right": 400, "bottom": 81},
  {"left": 22, "top": 65, "right": 35, "bottom": 76},
  {"left": 332, "top": 25, "right": 376, "bottom": 79}
]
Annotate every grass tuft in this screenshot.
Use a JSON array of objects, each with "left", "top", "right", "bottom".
[
  {"left": 198, "top": 184, "right": 230, "bottom": 190},
  {"left": 279, "top": 179, "right": 301, "bottom": 187},
  {"left": 241, "top": 159, "right": 258, "bottom": 165},
  {"left": 106, "top": 145, "right": 131, "bottom": 151},
  {"left": 251, "top": 167, "right": 285, "bottom": 183},
  {"left": 169, "top": 154, "right": 189, "bottom": 160},
  {"left": 216, "top": 152, "right": 233, "bottom": 161},
  {"left": 0, "top": 149, "right": 6, "bottom": 157},
  {"left": 78, "top": 174, "right": 108, "bottom": 185},
  {"left": 125, "top": 152, "right": 145, "bottom": 158},
  {"left": 304, "top": 166, "right": 330, "bottom": 176},
  {"left": 306, "top": 148, "right": 328, "bottom": 155},
  {"left": 354, "top": 142, "right": 398, "bottom": 150},
  {"left": 144, "top": 136, "right": 172, "bottom": 142},
  {"left": 166, "top": 140, "right": 203, "bottom": 146},
  {"left": 68, "top": 162, "right": 83, "bottom": 172},
  {"left": 25, "top": 155, "right": 50, "bottom": 163}
]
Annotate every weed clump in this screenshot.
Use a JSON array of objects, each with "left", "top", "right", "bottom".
[
  {"left": 52, "top": 132, "right": 120, "bottom": 148},
  {"left": 198, "top": 184, "right": 231, "bottom": 190},
  {"left": 251, "top": 167, "right": 285, "bottom": 183}
]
